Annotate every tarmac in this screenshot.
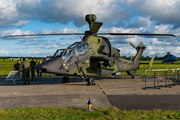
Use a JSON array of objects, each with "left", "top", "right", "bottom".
[{"left": 0, "top": 76, "right": 180, "bottom": 110}]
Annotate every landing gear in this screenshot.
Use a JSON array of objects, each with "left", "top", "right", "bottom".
[
  {"left": 131, "top": 75, "right": 135, "bottom": 79},
  {"left": 75, "top": 62, "right": 96, "bottom": 86},
  {"left": 63, "top": 76, "right": 70, "bottom": 83},
  {"left": 87, "top": 77, "right": 96, "bottom": 86}
]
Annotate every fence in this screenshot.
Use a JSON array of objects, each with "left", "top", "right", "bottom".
[{"left": 144, "top": 68, "right": 180, "bottom": 90}]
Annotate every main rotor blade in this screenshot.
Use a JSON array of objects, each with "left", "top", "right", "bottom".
[
  {"left": 96, "top": 33, "right": 176, "bottom": 37},
  {"left": 3, "top": 33, "right": 85, "bottom": 38}
]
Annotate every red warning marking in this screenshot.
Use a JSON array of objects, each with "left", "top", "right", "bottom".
[{"left": 156, "top": 77, "right": 165, "bottom": 79}]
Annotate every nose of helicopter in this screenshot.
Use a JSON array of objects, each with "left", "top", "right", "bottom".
[{"left": 35, "top": 57, "right": 66, "bottom": 74}]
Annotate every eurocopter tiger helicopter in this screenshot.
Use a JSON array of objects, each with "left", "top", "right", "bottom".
[{"left": 4, "top": 14, "right": 176, "bottom": 85}]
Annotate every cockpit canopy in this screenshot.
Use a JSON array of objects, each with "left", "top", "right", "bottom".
[{"left": 53, "top": 42, "right": 89, "bottom": 62}]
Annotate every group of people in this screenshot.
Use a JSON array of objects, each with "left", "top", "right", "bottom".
[{"left": 13, "top": 58, "right": 42, "bottom": 85}]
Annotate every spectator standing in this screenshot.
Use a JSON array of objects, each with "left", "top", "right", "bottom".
[
  {"left": 30, "top": 58, "right": 36, "bottom": 81},
  {"left": 37, "top": 60, "right": 42, "bottom": 79},
  {"left": 20, "top": 58, "right": 30, "bottom": 85},
  {"left": 13, "top": 60, "right": 20, "bottom": 78}
]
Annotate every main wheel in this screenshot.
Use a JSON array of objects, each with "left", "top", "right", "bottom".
[
  {"left": 87, "top": 77, "right": 96, "bottom": 86},
  {"left": 63, "top": 76, "right": 70, "bottom": 83}
]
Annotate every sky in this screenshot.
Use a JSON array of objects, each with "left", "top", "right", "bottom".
[{"left": 0, "top": 0, "right": 180, "bottom": 57}]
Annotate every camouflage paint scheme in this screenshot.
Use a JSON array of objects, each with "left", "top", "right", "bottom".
[{"left": 37, "top": 30, "right": 146, "bottom": 77}]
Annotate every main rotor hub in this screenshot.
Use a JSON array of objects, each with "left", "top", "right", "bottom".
[{"left": 85, "top": 14, "right": 96, "bottom": 23}]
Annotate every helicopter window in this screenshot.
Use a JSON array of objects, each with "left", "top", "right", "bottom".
[
  {"left": 75, "top": 42, "right": 89, "bottom": 56},
  {"left": 63, "top": 49, "right": 74, "bottom": 62},
  {"left": 53, "top": 49, "right": 64, "bottom": 57},
  {"left": 68, "top": 42, "right": 80, "bottom": 49}
]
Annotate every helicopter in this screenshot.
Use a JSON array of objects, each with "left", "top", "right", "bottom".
[
  {"left": 155, "top": 52, "right": 178, "bottom": 64},
  {"left": 4, "top": 14, "right": 176, "bottom": 85}
]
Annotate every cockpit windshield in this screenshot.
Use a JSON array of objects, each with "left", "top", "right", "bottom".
[
  {"left": 75, "top": 42, "right": 89, "bottom": 56},
  {"left": 63, "top": 49, "right": 74, "bottom": 62},
  {"left": 53, "top": 49, "right": 64, "bottom": 57},
  {"left": 53, "top": 42, "right": 89, "bottom": 62},
  {"left": 68, "top": 42, "right": 80, "bottom": 49}
]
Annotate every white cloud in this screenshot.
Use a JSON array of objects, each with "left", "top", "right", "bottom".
[
  {"left": 0, "top": 0, "right": 130, "bottom": 27},
  {"left": 33, "top": 51, "right": 41, "bottom": 54},
  {"left": 1, "top": 29, "right": 34, "bottom": 38},
  {"left": 40, "top": 28, "right": 83, "bottom": 34},
  {"left": 0, "top": 49, "right": 10, "bottom": 54},
  {"left": 150, "top": 38, "right": 170, "bottom": 45},
  {"left": 42, "top": 45, "right": 60, "bottom": 49},
  {"left": 125, "top": 0, "right": 180, "bottom": 25},
  {"left": 13, "top": 20, "right": 29, "bottom": 27},
  {"left": 131, "top": 16, "right": 152, "bottom": 28},
  {"left": 150, "top": 24, "right": 173, "bottom": 34}
]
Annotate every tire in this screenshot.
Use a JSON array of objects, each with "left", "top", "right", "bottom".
[
  {"left": 63, "top": 76, "right": 69, "bottom": 83},
  {"left": 87, "top": 77, "right": 96, "bottom": 86}
]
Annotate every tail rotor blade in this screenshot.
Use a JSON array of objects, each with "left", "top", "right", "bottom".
[
  {"left": 129, "top": 42, "right": 136, "bottom": 48},
  {"left": 138, "top": 41, "right": 142, "bottom": 46}
]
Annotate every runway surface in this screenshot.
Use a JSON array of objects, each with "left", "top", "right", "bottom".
[{"left": 0, "top": 76, "right": 180, "bottom": 110}]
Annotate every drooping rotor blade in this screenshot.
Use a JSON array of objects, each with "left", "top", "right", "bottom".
[
  {"left": 138, "top": 41, "right": 143, "bottom": 46},
  {"left": 129, "top": 42, "right": 136, "bottom": 48},
  {"left": 3, "top": 33, "right": 85, "bottom": 38},
  {"left": 96, "top": 33, "right": 176, "bottom": 37}
]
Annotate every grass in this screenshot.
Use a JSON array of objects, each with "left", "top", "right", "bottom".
[
  {"left": 0, "top": 106, "right": 180, "bottom": 120},
  {"left": 0, "top": 59, "right": 45, "bottom": 76}
]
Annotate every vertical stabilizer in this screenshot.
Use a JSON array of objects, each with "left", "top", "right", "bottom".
[{"left": 129, "top": 41, "right": 146, "bottom": 69}]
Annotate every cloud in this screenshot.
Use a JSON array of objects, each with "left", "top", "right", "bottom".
[
  {"left": 0, "top": 0, "right": 133, "bottom": 28},
  {"left": 150, "top": 38, "right": 180, "bottom": 46},
  {"left": 1, "top": 29, "right": 34, "bottom": 38},
  {"left": 0, "top": 49, "right": 10, "bottom": 55},
  {"left": 127, "top": 16, "right": 152, "bottom": 28},
  {"left": 149, "top": 24, "right": 174, "bottom": 34},
  {"left": 39, "top": 28, "right": 83, "bottom": 34},
  {"left": 125, "top": 0, "right": 180, "bottom": 26},
  {"left": 41, "top": 44, "right": 60, "bottom": 49},
  {"left": 33, "top": 51, "right": 41, "bottom": 54}
]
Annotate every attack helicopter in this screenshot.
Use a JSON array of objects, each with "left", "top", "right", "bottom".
[{"left": 4, "top": 14, "right": 176, "bottom": 85}]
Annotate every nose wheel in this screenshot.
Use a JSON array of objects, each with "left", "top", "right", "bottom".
[
  {"left": 63, "top": 76, "right": 70, "bottom": 83},
  {"left": 87, "top": 77, "right": 96, "bottom": 86}
]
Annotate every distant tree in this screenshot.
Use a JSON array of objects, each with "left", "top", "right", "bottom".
[{"left": 121, "top": 55, "right": 127, "bottom": 59}]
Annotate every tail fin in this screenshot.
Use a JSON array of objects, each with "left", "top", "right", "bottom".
[
  {"left": 129, "top": 41, "right": 146, "bottom": 69},
  {"left": 149, "top": 56, "right": 155, "bottom": 67}
]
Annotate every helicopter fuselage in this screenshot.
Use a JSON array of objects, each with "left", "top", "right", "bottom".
[{"left": 36, "top": 35, "right": 146, "bottom": 77}]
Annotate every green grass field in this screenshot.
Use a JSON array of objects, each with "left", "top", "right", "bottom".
[
  {"left": 0, "top": 107, "right": 180, "bottom": 120},
  {"left": 1, "top": 59, "right": 180, "bottom": 76},
  {"left": 0, "top": 59, "right": 44, "bottom": 76}
]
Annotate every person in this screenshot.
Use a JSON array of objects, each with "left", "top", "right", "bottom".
[
  {"left": 20, "top": 58, "right": 30, "bottom": 85},
  {"left": 30, "top": 58, "right": 36, "bottom": 81},
  {"left": 37, "top": 60, "right": 42, "bottom": 79},
  {"left": 13, "top": 60, "right": 20, "bottom": 78}
]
